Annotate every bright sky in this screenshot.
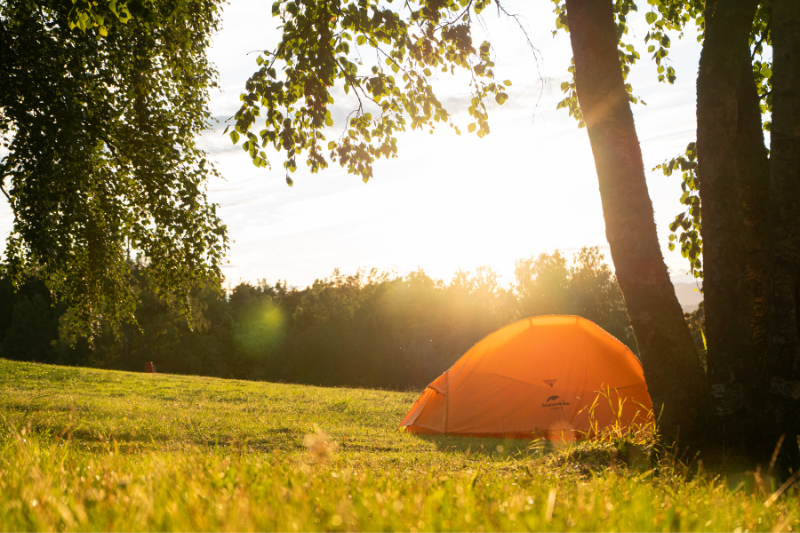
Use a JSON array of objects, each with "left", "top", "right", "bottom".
[{"left": 0, "top": 0, "right": 704, "bottom": 307}]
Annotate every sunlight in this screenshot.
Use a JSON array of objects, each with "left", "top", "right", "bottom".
[
  {"left": 207, "top": 105, "right": 612, "bottom": 287},
  {"left": 192, "top": 0, "right": 704, "bottom": 295}
]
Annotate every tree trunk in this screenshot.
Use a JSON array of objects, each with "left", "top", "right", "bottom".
[
  {"left": 736, "top": 51, "right": 772, "bottom": 458},
  {"left": 564, "top": 0, "right": 711, "bottom": 445},
  {"left": 696, "top": 0, "right": 763, "bottom": 448},
  {"left": 767, "top": 0, "right": 800, "bottom": 464},
  {"left": 736, "top": 51, "right": 770, "bottom": 383}
]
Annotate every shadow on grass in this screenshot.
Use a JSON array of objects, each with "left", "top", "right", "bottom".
[{"left": 416, "top": 434, "right": 565, "bottom": 459}]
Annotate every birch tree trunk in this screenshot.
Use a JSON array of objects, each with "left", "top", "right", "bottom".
[{"left": 563, "top": 0, "right": 711, "bottom": 445}]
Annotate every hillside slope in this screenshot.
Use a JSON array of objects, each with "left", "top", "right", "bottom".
[
  {"left": 0, "top": 359, "right": 797, "bottom": 532},
  {"left": 0, "top": 358, "right": 420, "bottom": 454}
]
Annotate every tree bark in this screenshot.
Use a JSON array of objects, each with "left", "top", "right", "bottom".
[
  {"left": 767, "top": 0, "right": 800, "bottom": 463},
  {"left": 696, "top": 0, "right": 762, "bottom": 447},
  {"left": 736, "top": 51, "right": 770, "bottom": 381},
  {"left": 736, "top": 52, "right": 772, "bottom": 458},
  {"left": 564, "top": 0, "right": 711, "bottom": 445}
]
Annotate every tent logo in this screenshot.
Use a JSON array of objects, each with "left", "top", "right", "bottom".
[
  {"left": 543, "top": 379, "right": 557, "bottom": 388},
  {"left": 542, "top": 395, "right": 570, "bottom": 409}
]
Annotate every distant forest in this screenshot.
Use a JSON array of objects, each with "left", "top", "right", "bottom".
[{"left": 0, "top": 247, "right": 704, "bottom": 389}]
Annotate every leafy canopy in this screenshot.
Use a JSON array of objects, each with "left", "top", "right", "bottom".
[
  {"left": 0, "top": 0, "right": 228, "bottom": 339},
  {"left": 230, "top": 0, "right": 511, "bottom": 184}
]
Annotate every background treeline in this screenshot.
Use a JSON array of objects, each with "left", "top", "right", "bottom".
[{"left": 0, "top": 247, "right": 701, "bottom": 389}]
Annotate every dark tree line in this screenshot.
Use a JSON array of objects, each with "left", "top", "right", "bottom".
[{"left": 0, "top": 247, "right": 650, "bottom": 389}]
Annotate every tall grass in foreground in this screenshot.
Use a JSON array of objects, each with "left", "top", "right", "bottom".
[{"left": 0, "top": 359, "right": 798, "bottom": 531}]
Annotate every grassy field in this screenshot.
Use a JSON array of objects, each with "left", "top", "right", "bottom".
[{"left": 0, "top": 359, "right": 798, "bottom": 532}]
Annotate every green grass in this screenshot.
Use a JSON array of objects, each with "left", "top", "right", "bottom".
[{"left": 0, "top": 359, "right": 798, "bottom": 532}]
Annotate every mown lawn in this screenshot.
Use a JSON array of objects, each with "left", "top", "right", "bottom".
[{"left": 0, "top": 359, "right": 797, "bottom": 532}]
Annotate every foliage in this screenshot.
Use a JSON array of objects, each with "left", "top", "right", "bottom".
[
  {"left": 0, "top": 359, "right": 798, "bottom": 531},
  {"left": 748, "top": 2, "right": 772, "bottom": 131},
  {"left": 639, "top": 0, "right": 704, "bottom": 84},
  {"left": 277, "top": 266, "right": 518, "bottom": 388},
  {"left": 0, "top": 0, "right": 228, "bottom": 339},
  {"left": 654, "top": 142, "right": 703, "bottom": 279},
  {"left": 515, "top": 247, "right": 635, "bottom": 349},
  {"left": 230, "top": 0, "right": 511, "bottom": 184},
  {"left": 279, "top": 248, "right": 632, "bottom": 388},
  {"left": 0, "top": 294, "right": 60, "bottom": 363},
  {"left": 230, "top": 282, "right": 290, "bottom": 362},
  {"left": 50, "top": 258, "right": 245, "bottom": 377},
  {"left": 0, "top": 275, "right": 65, "bottom": 364},
  {"left": 0, "top": 247, "right": 638, "bottom": 389},
  {"left": 63, "top": 0, "right": 160, "bottom": 35}
]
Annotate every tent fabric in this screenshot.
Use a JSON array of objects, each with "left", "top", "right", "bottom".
[{"left": 399, "top": 315, "right": 652, "bottom": 440}]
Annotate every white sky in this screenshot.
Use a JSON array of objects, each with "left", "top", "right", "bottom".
[{"left": 0, "top": 0, "right": 704, "bottom": 308}]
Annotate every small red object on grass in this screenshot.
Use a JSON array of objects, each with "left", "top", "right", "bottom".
[{"left": 145, "top": 362, "right": 156, "bottom": 373}]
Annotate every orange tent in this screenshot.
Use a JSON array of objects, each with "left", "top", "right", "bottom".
[{"left": 399, "top": 315, "right": 652, "bottom": 440}]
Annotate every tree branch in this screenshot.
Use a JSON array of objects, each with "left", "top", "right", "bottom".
[
  {"left": 494, "top": 0, "right": 546, "bottom": 116},
  {"left": 0, "top": 176, "right": 13, "bottom": 208}
]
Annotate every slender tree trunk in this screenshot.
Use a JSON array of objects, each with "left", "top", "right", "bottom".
[
  {"left": 767, "top": 0, "right": 800, "bottom": 463},
  {"left": 564, "top": 0, "right": 711, "bottom": 445},
  {"left": 696, "top": 0, "right": 764, "bottom": 448}
]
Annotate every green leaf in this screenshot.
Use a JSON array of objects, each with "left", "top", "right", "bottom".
[
  {"left": 645, "top": 12, "right": 657, "bottom": 24},
  {"left": 6, "top": 0, "right": 230, "bottom": 338},
  {"left": 230, "top": 131, "right": 240, "bottom": 144},
  {"left": 357, "top": 35, "right": 366, "bottom": 46}
]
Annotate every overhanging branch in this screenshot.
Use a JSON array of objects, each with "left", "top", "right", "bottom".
[{"left": 0, "top": 176, "right": 12, "bottom": 205}]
